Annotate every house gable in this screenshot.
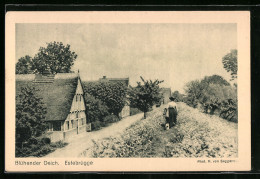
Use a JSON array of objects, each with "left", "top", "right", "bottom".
[{"left": 69, "top": 78, "right": 86, "bottom": 113}]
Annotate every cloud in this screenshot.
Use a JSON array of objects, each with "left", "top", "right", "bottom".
[{"left": 16, "top": 23, "right": 237, "bottom": 92}]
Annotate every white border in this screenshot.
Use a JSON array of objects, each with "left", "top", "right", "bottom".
[{"left": 5, "top": 11, "right": 251, "bottom": 172}]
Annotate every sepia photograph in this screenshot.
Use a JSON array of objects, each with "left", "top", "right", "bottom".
[
  {"left": 15, "top": 23, "right": 238, "bottom": 158},
  {"left": 5, "top": 11, "right": 250, "bottom": 172}
]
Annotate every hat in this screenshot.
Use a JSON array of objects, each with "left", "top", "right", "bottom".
[{"left": 169, "top": 97, "right": 175, "bottom": 101}]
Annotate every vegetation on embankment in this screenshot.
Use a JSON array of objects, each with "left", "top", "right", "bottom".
[{"left": 82, "top": 103, "right": 237, "bottom": 158}]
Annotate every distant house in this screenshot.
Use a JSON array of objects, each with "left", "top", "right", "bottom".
[
  {"left": 160, "top": 88, "right": 172, "bottom": 104},
  {"left": 98, "top": 76, "right": 130, "bottom": 118},
  {"left": 99, "top": 76, "right": 129, "bottom": 86},
  {"left": 16, "top": 70, "right": 90, "bottom": 142}
]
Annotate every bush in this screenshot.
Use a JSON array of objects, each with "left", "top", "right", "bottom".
[
  {"left": 91, "top": 125, "right": 159, "bottom": 158},
  {"left": 219, "top": 99, "right": 238, "bottom": 122},
  {"left": 88, "top": 110, "right": 162, "bottom": 158},
  {"left": 41, "top": 137, "right": 51, "bottom": 145},
  {"left": 184, "top": 75, "right": 237, "bottom": 122},
  {"left": 50, "top": 140, "right": 68, "bottom": 148},
  {"left": 91, "top": 121, "right": 103, "bottom": 131},
  {"left": 15, "top": 85, "right": 48, "bottom": 157},
  {"left": 85, "top": 94, "right": 123, "bottom": 130},
  {"left": 103, "top": 115, "right": 120, "bottom": 124},
  {"left": 172, "top": 91, "right": 184, "bottom": 102},
  {"left": 16, "top": 137, "right": 67, "bottom": 157},
  {"left": 130, "top": 107, "right": 142, "bottom": 116},
  {"left": 85, "top": 94, "right": 110, "bottom": 123},
  {"left": 84, "top": 81, "right": 128, "bottom": 116}
]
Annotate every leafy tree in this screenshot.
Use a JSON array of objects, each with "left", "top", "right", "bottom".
[
  {"left": 128, "top": 77, "right": 163, "bottom": 119},
  {"left": 222, "top": 49, "right": 237, "bottom": 81},
  {"left": 84, "top": 93, "right": 110, "bottom": 123},
  {"left": 84, "top": 81, "right": 128, "bottom": 117},
  {"left": 201, "top": 75, "right": 230, "bottom": 86},
  {"left": 84, "top": 93, "right": 110, "bottom": 130},
  {"left": 184, "top": 75, "right": 237, "bottom": 122},
  {"left": 172, "top": 90, "right": 184, "bottom": 102},
  {"left": 184, "top": 80, "right": 206, "bottom": 107},
  {"left": 16, "top": 85, "right": 47, "bottom": 153},
  {"left": 32, "top": 41, "right": 77, "bottom": 74},
  {"left": 16, "top": 55, "right": 33, "bottom": 74}
]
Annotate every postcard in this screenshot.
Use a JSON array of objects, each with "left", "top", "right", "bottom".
[{"left": 5, "top": 11, "right": 250, "bottom": 172}]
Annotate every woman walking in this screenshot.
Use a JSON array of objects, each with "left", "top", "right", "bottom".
[{"left": 164, "top": 97, "right": 178, "bottom": 128}]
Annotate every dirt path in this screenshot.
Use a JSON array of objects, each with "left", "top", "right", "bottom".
[{"left": 44, "top": 113, "right": 144, "bottom": 158}]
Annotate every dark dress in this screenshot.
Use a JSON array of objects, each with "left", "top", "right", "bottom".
[{"left": 168, "top": 107, "right": 177, "bottom": 128}]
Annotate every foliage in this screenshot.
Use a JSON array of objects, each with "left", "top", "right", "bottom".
[
  {"left": 32, "top": 41, "right": 77, "bottom": 74},
  {"left": 16, "top": 55, "right": 33, "bottom": 74},
  {"left": 16, "top": 137, "right": 68, "bottom": 157},
  {"left": 130, "top": 107, "right": 142, "bottom": 116},
  {"left": 128, "top": 76, "right": 163, "bottom": 118},
  {"left": 90, "top": 120, "right": 160, "bottom": 158},
  {"left": 91, "top": 115, "right": 120, "bottom": 131},
  {"left": 103, "top": 114, "right": 120, "bottom": 124},
  {"left": 219, "top": 99, "right": 238, "bottom": 122},
  {"left": 184, "top": 75, "right": 237, "bottom": 122},
  {"left": 16, "top": 85, "right": 47, "bottom": 147},
  {"left": 91, "top": 121, "right": 103, "bottom": 131},
  {"left": 172, "top": 91, "right": 184, "bottom": 102},
  {"left": 84, "top": 93, "right": 121, "bottom": 130},
  {"left": 201, "top": 75, "right": 230, "bottom": 86},
  {"left": 222, "top": 49, "right": 237, "bottom": 81},
  {"left": 84, "top": 81, "right": 128, "bottom": 117},
  {"left": 85, "top": 93, "right": 110, "bottom": 123},
  {"left": 184, "top": 80, "right": 205, "bottom": 108}
]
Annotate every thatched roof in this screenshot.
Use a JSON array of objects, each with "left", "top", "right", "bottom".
[
  {"left": 16, "top": 73, "right": 78, "bottom": 121},
  {"left": 99, "top": 76, "right": 129, "bottom": 86}
]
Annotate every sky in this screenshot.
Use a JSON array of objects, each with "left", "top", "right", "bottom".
[{"left": 16, "top": 23, "right": 237, "bottom": 93}]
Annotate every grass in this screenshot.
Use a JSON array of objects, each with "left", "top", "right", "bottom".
[
  {"left": 16, "top": 140, "right": 68, "bottom": 158},
  {"left": 81, "top": 102, "right": 238, "bottom": 158}
]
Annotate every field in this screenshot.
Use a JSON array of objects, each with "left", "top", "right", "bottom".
[{"left": 81, "top": 102, "right": 238, "bottom": 158}]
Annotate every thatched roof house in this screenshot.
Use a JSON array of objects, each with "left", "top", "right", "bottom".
[
  {"left": 16, "top": 71, "right": 89, "bottom": 142},
  {"left": 99, "top": 76, "right": 129, "bottom": 86}
]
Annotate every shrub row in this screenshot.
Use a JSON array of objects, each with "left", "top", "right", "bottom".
[
  {"left": 16, "top": 137, "right": 67, "bottom": 157},
  {"left": 184, "top": 75, "right": 238, "bottom": 122}
]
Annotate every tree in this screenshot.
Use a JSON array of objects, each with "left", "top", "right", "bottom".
[
  {"left": 201, "top": 75, "right": 230, "bottom": 86},
  {"left": 128, "top": 77, "right": 163, "bottom": 119},
  {"left": 32, "top": 41, "right": 77, "bottom": 74},
  {"left": 172, "top": 90, "right": 184, "bottom": 102},
  {"left": 222, "top": 49, "right": 237, "bottom": 81},
  {"left": 16, "top": 55, "right": 33, "bottom": 74},
  {"left": 84, "top": 93, "right": 110, "bottom": 123},
  {"left": 184, "top": 80, "right": 206, "bottom": 107},
  {"left": 16, "top": 85, "right": 47, "bottom": 151},
  {"left": 84, "top": 81, "right": 128, "bottom": 117}
]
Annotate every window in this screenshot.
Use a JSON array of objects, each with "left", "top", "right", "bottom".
[
  {"left": 76, "top": 112, "right": 79, "bottom": 118},
  {"left": 53, "top": 121, "right": 61, "bottom": 131},
  {"left": 80, "top": 96, "right": 81, "bottom": 101},
  {"left": 82, "top": 118, "right": 84, "bottom": 125},
  {"left": 66, "top": 121, "right": 69, "bottom": 130},
  {"left": 71, "top": 120, "right": 74, "bottom": 128}
]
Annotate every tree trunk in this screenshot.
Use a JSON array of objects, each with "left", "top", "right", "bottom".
[{"left": 144, "top": 112, "right": 147, "bottom": 119}]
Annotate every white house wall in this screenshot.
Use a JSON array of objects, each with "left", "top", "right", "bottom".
[{"left": 70, "top": 78, "right": 86, "bottom": 112}]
